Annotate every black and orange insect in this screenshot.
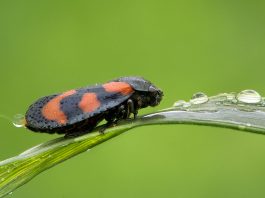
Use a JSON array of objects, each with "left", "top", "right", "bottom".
[{"left": 25, "top": 76, "right": 163, "bottom": 137}]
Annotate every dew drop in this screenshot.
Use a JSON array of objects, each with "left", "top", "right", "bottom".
[
  {"left": 236, "top": 90, "right": 262, "bottom": 104},
  {"left": 183, "top": 102, "right": 191, "bottom": 108},
  {"left": 190, "top": 92, "right": 208, "bottom": 104},
  {"left": 173, "top": 100, "right": 186, "bottom": 107},
  {"left": 232, "top": 99, "right": 238, "bottom": 104},
  {"left": 1, "top": 178, "right": 5, "bottom": 182},
  {"left": 226, "top": 94, "right": 235, "bottom": 101},
  {"left": 12, "top": 114, "right": 25, "bottom": 128}
]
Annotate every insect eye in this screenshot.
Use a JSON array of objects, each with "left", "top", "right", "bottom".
[{"left": 149, "top": 86, "right": 157, "bottom": 92}]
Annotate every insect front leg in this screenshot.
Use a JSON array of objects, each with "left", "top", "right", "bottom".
[{"left": 127, "top": 99, "right": 138, "bottom": 119}]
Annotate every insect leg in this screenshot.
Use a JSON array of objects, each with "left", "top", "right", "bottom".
[
  {"left": 101, "top": 105, "right": 126, "bottom": 133},
  {"left": 127, "top": 99, "right": 138, "bottom": 119}
]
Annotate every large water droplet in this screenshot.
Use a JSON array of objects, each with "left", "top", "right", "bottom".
[
  {"left": 190, "top": 92, "right": 208, "bottom": 104},
  {"left": 12, "top": 114, "right": 25, "bottom": 128},
  {"left": 236, "top": 90, "right": 262, "bottom": 104}
]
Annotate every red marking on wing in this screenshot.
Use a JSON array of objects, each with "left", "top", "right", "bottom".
[
  {"left": 103, "top": 82, "right": 133, "bottom": 95},
  {"left": 79, "top": 93, "right": 100, "bottom": 113},
  {"left": 42, "top": 90, "right": 76, "bottom": 125}
]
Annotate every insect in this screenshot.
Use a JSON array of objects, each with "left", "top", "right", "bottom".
[{"left": 25, "top": 76, "right": 163, "bottom": 137}]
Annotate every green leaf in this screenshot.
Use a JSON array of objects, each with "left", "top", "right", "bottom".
[{"left": 1, "top": 91, "right": 265, "bottom": 197}]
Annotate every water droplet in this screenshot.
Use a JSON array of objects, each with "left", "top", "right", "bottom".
[
  {"left": 226, "top": 94, "right": 235, "bottom": 101},
  {"left": 173, "top": 100, "right": 186, "bottom": 107},
  {"left": 86, "top": 149, "right": 91, "bottom": 152},
  {"left": 183, "top": 102, "right": 191, "bottom": 108},
  {"left": 12, "top": 114, "right": 25, "bottom": 128},
  {"left": 60, "top": 143, "right": 68, "bottom": 148},
  {"left": 232, "top": 99, "right": 238, "bottom": 104},
  {"left": 8, "top": 191, "right": 13, "bottom": 195},
  {"left": 1, "top": 178, "right": 5, "bottom": 182},
  {"left": 236, "top": 90, "right": 262, "bottom": 104},
  {"left": 190, "top": 92, "right": 208, "bottom": 104}
]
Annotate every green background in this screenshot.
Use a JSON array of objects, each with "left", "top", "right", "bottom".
[{"left": 1, "top": 0, "right": 265, "bottom": 197}]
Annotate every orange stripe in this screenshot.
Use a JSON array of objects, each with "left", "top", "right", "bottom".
[
  {"left": 42, "top": 90, "right": 76, "bottom": 125},
  {"left": 103, "top": 82, "right": 133, "bottom": 95},
  {"left": 79, "top": 93, "right": 100, "bottom": 113}
]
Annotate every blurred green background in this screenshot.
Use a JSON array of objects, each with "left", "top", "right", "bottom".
[{"left": 1, "top": 0, "right": 265, "bottom": 197}]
